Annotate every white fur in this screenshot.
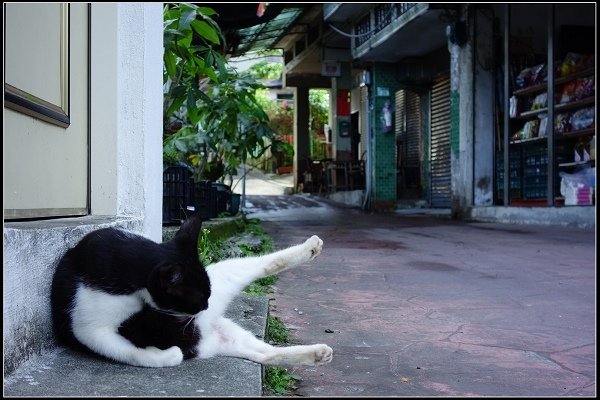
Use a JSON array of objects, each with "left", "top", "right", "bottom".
[
  {"left": 195, "top": 235, "right": 332, "bottom": 366},
  {"left": 71, "top": 286, "right": 183, "bottom": 367},
  {"left": 70, "top": 235, "right": 333, "bottom": 368}
]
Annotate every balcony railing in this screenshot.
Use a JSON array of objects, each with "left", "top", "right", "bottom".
[{"left": 354, "top": 3, "right": 417, "bottom": 47}]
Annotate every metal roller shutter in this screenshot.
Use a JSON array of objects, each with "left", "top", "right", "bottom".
[
  {"left": 395, "top": 89, "right": 422, "bottom": 189},
  {"left": 430, "top": 74, "right": 451, "bottom": 207}
]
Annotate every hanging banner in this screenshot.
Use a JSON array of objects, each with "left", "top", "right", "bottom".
[{"left": 322, "top": 60, "right": 341, "bottom": 77}]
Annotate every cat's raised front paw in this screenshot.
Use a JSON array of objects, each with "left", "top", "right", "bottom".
[{"left": 305, "top": 235, "right": 323, "bottom": 260}]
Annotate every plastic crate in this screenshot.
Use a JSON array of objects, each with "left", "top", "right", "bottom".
[
  {"left": 229, "top": 193, "right": 241, "bottom": 215},
  {"left": 194, "top": 180, "right": 217, "bottom": 220},
  {"left": 522, "top": 145, "right": 548, "bottom": 200},
  {"left": 163, "top": 166, "right": 195, "bottom": 225},
  {"left": 213, "top": 182, "right": 232, "bottom": 215}
]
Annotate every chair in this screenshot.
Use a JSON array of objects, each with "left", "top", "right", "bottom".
[{"left": 347, "top": 160, "right": 365, "bottom": 190}]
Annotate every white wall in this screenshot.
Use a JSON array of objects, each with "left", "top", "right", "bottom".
[{"left": 90, "top": 3, "right": 163, "bottom": 241}]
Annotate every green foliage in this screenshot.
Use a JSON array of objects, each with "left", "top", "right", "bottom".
[
  {"left": 242, "top": 218, "right": 275, "bottom": 252},
  {"left": 264, "top": 316, "right": 301, "bottom": 395},
  {"left": 267, "top": 316, "right": 289, "bottom": 344},
  {"left": 244, "top": 275, "right": 278, "bottom": 297},
  {"left": 198, "top": 228, "right": 218, "bottom": 265},
  {"left": 197, "top": 217, "right": 275, "bottom": 264},
  {"left": 264, "top": 367, "right": 301, "bottom": 395},
  {"left": 258, "top": 95, "right": 294, "bottom": 139},
  {"left": 163, "top": 5, "right": 276, "bottom": 184},
  {"left": 271, "top": 137, "right": 294, "bottom": 168},
  {"left": 197, "top": 72, "right": 276, "bottom": 181},
  {"left": 245, "top": 60, "right": 284, "bottom": 80},
  {"left": 309, "top": 89, "right": 329, "bottom": 137},
  {"left": 163, "top": 3, "right": 226, "bottom": 123}
]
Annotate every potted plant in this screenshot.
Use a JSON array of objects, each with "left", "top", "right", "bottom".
[
  {"left": 271, "top": 138, "right": 294, "bottom": 174},
  {"left": 163, "top": 4, "right": 275, "bottom": 186}
]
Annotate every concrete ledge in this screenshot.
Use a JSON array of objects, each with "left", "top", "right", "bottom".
[
  {"left": 470, "top": 205, "right": 596, "bottom": 229},
  {"left": 3, "top": 216, "right": 145, "bottom": 376},
  {"left": 327, "top": 190, "right": 365, "bottom": 208},
  {"left": 4, "top": 294, "right": 268, "bottom": 397}
]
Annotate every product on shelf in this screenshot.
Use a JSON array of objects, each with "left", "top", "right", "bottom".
[
  {"left": 515, "top": 63, "right": 546, "bottom": 89},
  {"left": 559, "top": 81, "right": 577, "bottom": 104},
  {"left": 529, "top": 63, "right": 547, "bottom": 86},
  {"left": 554, "top": 112, "right": 572, "bottom": 134},
  {"left": 531, "top": 92, "right": 547, "bottom": 110},
  {"left": 557, "top": 52, "right": 594, "bottom": 78},
  {"left": 512, "top": 119, "right": 541, "bottom": 140},
  {"left": 509, "top": 95, "right": 520, "bottom": 117},
  {"left": 538, "top": 114, "right": 548, "bottom": 137},
  {"left": 559, "top": 166, "right": 595, "bottom": 205},
  {"left": 571, "top": 106, "right": 595, "bottom": 131},
  {"left": 573, "top": 77, "right": 594, "bottom": 101},
  {"left": 506, "top": 48, "right": 595, "bottom": 205},
  {"left": 515, "top": 67, "right": 532, "bottom": 90},
  {"left": 574, "top": 137, "right": 592, "bottom": 163}
]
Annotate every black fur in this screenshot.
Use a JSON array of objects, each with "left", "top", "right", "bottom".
[
  {"left": 50, "top": 213, "right": 210, "bottom": 359},
  {"left": 118, "top": 305, "right": 201, "bottom": 359}
]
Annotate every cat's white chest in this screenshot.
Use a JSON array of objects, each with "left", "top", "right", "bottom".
[{"left": 71, "top": 284, "right": 147, "bottom": 328}]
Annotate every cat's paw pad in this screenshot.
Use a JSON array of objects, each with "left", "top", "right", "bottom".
[
  {"left": 312, "top": 344, "right": 333, "bottom": 366},
  {"left": 305, "top": 235, "right": 323, "bottom": 260},
  {"left": 143, "top": 346, "right": 183, "bottom": 367}
]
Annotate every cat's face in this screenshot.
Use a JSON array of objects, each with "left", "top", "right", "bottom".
[
  {"left": 148, "top": 261, "right": 211, "bottom": 315},
  {"left": 148, "top": 213, "right": 211, "bottom": 315}
]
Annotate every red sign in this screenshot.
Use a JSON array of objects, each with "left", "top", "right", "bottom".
[{"left": 337, "top": 89, "right": 350, "bottom": 116}]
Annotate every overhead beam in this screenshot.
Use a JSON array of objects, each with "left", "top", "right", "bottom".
[{"left": 283, "top": 73, "right": 331, "bottom": 88}]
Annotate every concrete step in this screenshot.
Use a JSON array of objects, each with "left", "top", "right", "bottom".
[{"left": 4, "top": 294, "right": 268, "bottom": 397}]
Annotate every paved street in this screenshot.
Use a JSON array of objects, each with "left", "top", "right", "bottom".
[{"left": 244, "top": 189, "right": 596, "bottom": 397}]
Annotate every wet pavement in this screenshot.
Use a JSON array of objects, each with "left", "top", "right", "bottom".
[{"left": 245, "top": 193, "right": 596, "bottom": 397}]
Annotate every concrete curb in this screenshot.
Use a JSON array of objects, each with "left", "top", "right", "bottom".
[{"left": 4, "top": 294, "right": 269, "bottom": 397}]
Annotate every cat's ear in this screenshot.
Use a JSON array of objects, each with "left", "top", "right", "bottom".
[{"left": 173, "top": 212, "right": 203, "bottom": 254}]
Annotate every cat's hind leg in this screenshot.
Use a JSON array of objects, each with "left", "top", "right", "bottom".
[{"left": 196, "top": 316, "right": 333, "bottom": 367}]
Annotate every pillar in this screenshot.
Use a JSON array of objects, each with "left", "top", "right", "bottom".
[
  {"left": 293, "top": 86, "right": 310, "bottom": 189},
  {"left": 370, "top": 62, "right": 399, "bottom": 211}
]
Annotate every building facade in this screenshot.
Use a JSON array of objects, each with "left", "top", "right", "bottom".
[{"left": 276, "top": 3, "right": 595, "bottom": 227}]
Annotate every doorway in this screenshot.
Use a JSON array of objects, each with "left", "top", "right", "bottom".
[{"left": 395, "top": 88, "right": 423, "bottom": 200}]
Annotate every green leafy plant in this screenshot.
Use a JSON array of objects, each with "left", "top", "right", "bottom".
[
  {"left": 264, "top": 366, "right": 302, "bottom": 395},
  {"left": 271, "top": 138, "right": 295, "bottom": 168},
  {"left": 244, "top": 275, "right": 278, "bottom": 297},
  {"left": 163, "top": 3, "right": 226, "bottom": 130},
  {"left": 198, "top": 228, "right": 218, "bottom": 265},
  {"left": 163, "top": 4, "right": 276, "bottom": 185},
  {"left": 196, "top": 72, "right": 276, "bottom": 183},
  {"left": 267, "top": 315, "right": 289, "bottom": 344},
  {"left": 264, "top": 316, "right": 302, "bottom": 395},
  {"left": 245, "top": 59, "right": 284, "bottom": 80}
]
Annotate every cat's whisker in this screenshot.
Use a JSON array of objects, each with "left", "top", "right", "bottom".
[
  {"left": 182, "top": 316, "right": 196, "bottom": 333},
  {"left": 153, "top": 307, "right": 195, "bottom": 319}
]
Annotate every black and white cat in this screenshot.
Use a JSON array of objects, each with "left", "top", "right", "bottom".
[{"left": 51, "top": 213, "right": 333, "bottom": 368}]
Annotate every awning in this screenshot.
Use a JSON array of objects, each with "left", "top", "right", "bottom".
[{"left": 201, "top": 3, "right": 311, "bottom": 56}]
